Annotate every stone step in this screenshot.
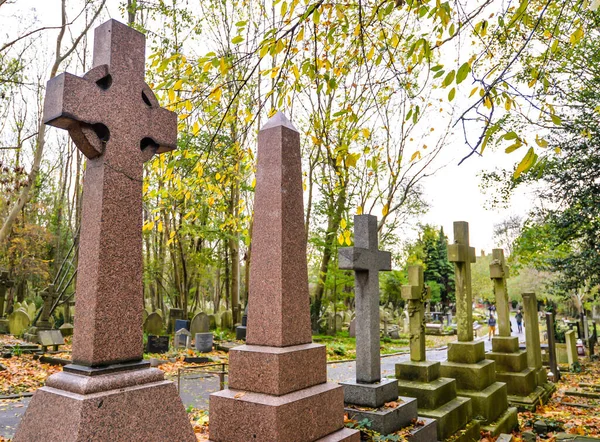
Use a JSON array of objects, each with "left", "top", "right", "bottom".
[
  {"left": 315, "top": 428, "right": 360, "bottom": 442},
  {"left": 480, "top": 406, "right": 519, "bottom": 437},
  {"left": 408, "top": 417, "right": 438, "bottom": 442},
  {"left": 397, "top": 377, "right": 457, "bottom": 410},
  {"left": 439, "top": 359, "right": 496, "bottom": 391},
  {"left": 507, "top": 385, "right": 551, "bottom": 411},
  {"left": 487, "top": 350, "right": 528, "bottom": 372},
  {"left": 420, "top": 396, "right": 472, "bottom": 441},
  {"left": 450, "top": 420, "right": 481, "bottom": 442},
  {"left": 345, "top": 396, "right": 418, "bottom": 436},
  {"left": 458, "top": 381, "right": 509, "bottom": 423},
  {"left": 496, "top": 367, "right": 537, "bottom": 396}
]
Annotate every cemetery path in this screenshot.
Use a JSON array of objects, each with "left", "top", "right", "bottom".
[{"left": 0, "top": 317, "right": 526, "bottom": 439}]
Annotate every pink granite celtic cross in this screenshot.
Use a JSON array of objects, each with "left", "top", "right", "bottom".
[{"left": 43, "top": 20, "right": 176, "bottom": 367}]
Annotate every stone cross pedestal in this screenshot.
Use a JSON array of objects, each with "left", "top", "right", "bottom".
[
  {"left": 487, "top": 254, "right": 552, "bottom": 411},
  {"left": 447, "top": 221, "right": 476, "bottom": 342},
  {"left": 209, "top": 113, "right": 358, "bottom": 442},
  {"left": 440, "top": 222, "right": 518, "bottom": 436},
  {"left": 490, "top": 248, "right": 510, "bottom": 337},
  {"left": 338, "top": 217, "right": 428, "bottom": 436},
  {"left": 14, "top": 20, "right": 195, "bottom": 442},
  {"left": 0, "top": 270, "right": 13, "bottom": 333},
  {"left": 403, "top": 266, "right": 427, "bottom": 362},
  {"left": 395, "top": 265, "right": 478, "bottom": 441}
]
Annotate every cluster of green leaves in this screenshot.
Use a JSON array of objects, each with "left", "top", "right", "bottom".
[{"left": 405, "top": 224, "right": 455, "bottom": 305}]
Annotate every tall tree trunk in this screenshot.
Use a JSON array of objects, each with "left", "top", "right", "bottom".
[
  {"left": 229, "top": 181, "right": 240, "bottom": 324},
  {"left": 310, "top": 189, "right": 347, "bottom": 331},
  {"left": 0, "top": 0, "right": 105, "bottom": 244}
]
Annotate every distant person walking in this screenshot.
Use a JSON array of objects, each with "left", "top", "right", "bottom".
[
  {"left": 515, "top": 310, "right": 523, "bottom": 334},
  {"left": 488, "top": 313, "right": 497, "bottom": 341}
]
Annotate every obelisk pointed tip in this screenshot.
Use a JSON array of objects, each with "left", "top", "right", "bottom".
[{"left": 260, "top": 111, "right": 298, "bottom": 132}]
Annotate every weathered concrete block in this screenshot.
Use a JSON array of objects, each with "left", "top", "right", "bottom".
[
  {"left": 397, "top": 377, "right": 456, "bottom": 410},
  {"left": 492, "top": 336, "right": 519, "bottom": 353},
  {"left": 487, "top": 350, "right": 528, "bottom": 372},
  {"left": 496, "top": 368, "right": 537, "bottom": 396},
  {"left": 419, "top": 396, "right": 472, "bottom": 440},
  {"left": 440, "top": 359, "right": 496, "bottom": 391},
  {"left": 457, "top": 381, "right": 508, "bottom": 423},
  {"left": 395, "top": 360, "right": 440, "bottom": 383},
  {"left": 341, "top": 378, "right": 398, "bottom": 408},
  {"left": 448, "top": 341, "right": 485, "bottom": 364}
]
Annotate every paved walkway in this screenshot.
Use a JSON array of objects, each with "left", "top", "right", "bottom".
[{"left": 0, "top": 316, "right": 526, "bottom": 439}]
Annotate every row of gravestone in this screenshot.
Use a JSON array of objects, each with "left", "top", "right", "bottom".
[
  {"left": 143, "top": 310, "right": 234, "bottom": 335},
  {"left": 321, "top": 308, "right": 412, "bottom": 338}
]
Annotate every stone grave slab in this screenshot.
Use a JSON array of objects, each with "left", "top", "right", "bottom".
[
  {"left": 147, "top": 335, "right": 169, "bottom": 354},
  {"left": 143, "top": 312, "right": 164, "bottom": 335},
  {"left": 175, "top": 328, "right": 192, "bottom": 349},
  {"left": 195, "top": 333, "right": 213, "bottom": 353},
  {"left": 190, "top": 312, "right": 209, "bottom": 336},
  {"left": 38, "top": 330, "right": 65, "bottom": 351},
  {"left": 8, "top": 309, "right": 30, "bottom": 336}
]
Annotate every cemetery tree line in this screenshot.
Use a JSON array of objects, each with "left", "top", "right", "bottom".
[{"left": 0, "top": 0, "right": 597, "bottom": 328}]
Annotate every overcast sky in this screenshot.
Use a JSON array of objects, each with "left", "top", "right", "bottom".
[{"left": 2, "top": 0, "right": 538, "bottom": 253}]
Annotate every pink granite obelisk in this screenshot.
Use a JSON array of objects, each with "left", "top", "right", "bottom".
[
  {"left": 209, "top": 113, "right": 359, "bottom": 442},
  {"left": 13, "top": 20, "right": 195, "bottom": 442}
]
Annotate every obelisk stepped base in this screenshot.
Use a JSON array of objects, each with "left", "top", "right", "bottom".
[
  {"left": 486, "top": 336, "right": 551, "bottom": 411},
  {"left": 13, "top": 367, "right": 195, "bottom": 442},
  {"left": 210, "top": 383, "right": 356, "bottom": 442},
  {"left": 440, "top": 341, "right": 518, "bottom": 436}
]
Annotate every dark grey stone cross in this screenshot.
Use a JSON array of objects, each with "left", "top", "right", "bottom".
[
  {"left": 339, "top": 214, "right": 391, "bottom": 384},
  {"left": 43, "top": 20, "right": 177, "bottom": 367}
]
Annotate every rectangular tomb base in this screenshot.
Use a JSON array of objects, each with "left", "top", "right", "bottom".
[
  {"left": 209, "top": 382, "right": 349, "bottom": 442},
  {"left": 507, "top": 384, "right": 555, "bottom": 412},
  {"left": 480, "top": 407, "right": 519, "bottom": 437},
  {"left": 345, "top": 396, "right": 418, "bottom": 435},
  {"left": 13, "top": 380, "right": 196, "bottom": 442},
  {"left": 340, "top": 378, "right": 398, "bottom": 408}
]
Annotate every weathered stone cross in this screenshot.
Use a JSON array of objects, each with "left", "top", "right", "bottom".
[
  {"left": 43, "top": 20, "right": 176, "bottom": 366},
  {"left": 37, "top": 284, "right": 57, "bottom": 329},
  {"left": 447, "top": 221, "right": 476, "bottom": 342},
  {"left": 339, "top": 214, "right": 391, "bottom": 384},
  {"left": 0, "top": 270, "right": 14, "bottom": 318},
  {"left": 489, "top": 248, "right": 510, "bottom": 337},
  {"left": 402, "top": 265, "right": 428, "bottom": 362}
]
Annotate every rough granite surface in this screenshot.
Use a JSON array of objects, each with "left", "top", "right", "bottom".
[{"left": 44, "top": 19, "right": 176, "bottom": 367}]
